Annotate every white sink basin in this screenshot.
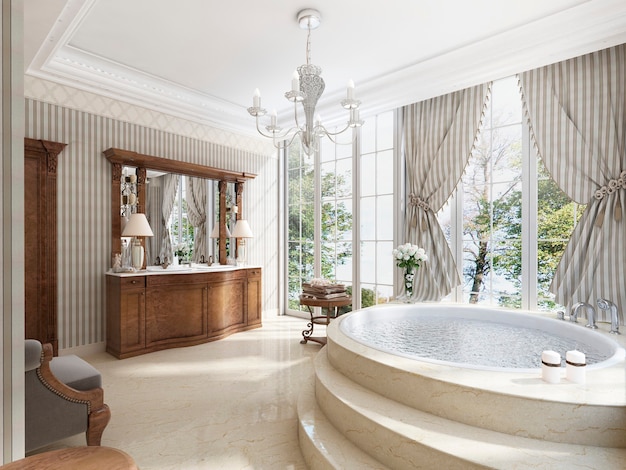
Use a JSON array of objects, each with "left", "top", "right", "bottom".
[
  {"left": 191, "top": 263, "right": 235, "bottom": 271},
  {"left": 145, "top": 265, "right": 192, "bottom": 272}
]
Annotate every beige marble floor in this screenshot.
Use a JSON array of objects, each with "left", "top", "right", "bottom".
[{"left": 32, "top": 315, "right": 321, "bottom": 470}]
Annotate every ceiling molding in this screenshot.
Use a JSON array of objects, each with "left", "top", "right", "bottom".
[{"left": 25, "top": 0, "right": 626, "bottom": 135}]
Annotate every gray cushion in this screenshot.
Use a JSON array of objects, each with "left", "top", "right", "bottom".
[
  {"left": 25, "top": 340, "right": 42, "bottom": 371},
  {"left": 49, "top": 355, "right": 102, "bottom": 391}
]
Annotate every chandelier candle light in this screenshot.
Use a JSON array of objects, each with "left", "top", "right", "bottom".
[
  {"left": 393, "top": 243, "right": 428, "bottom": 302},
  {"left": 248, "top": 8, "right": 363, "bottom": 155}
]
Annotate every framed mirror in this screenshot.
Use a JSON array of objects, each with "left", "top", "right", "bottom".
[{"left": 104, "top": 148, "right": 255, "bottom": 268}]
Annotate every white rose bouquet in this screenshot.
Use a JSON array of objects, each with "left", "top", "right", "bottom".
[{"left": 393, "top": 243, "right": 428, "bottom": 300}]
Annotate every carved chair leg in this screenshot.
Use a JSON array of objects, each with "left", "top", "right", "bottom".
[{"left": 86, "top": 404, "right": 111, "bottom": 446}]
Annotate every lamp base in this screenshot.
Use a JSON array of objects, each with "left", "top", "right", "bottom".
[{"left": 131, "top": 239, "right": 144, "bottom": 270}]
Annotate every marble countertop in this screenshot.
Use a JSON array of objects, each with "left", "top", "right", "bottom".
[{"left": 106, "top": 264, "right": 261, "bottom": 277}]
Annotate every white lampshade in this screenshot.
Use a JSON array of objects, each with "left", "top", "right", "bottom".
[
  {"left": 121, "top": 213, "right": 154, "bottom": 237},
  {"left": 121, "top": 213, "right": 153, "bottom": 270},
  {"left": 210, "top": 224, "right": 232, "bottom": 238},
  {"left": 232, "top": 220, "right": 253, "bottom": 238}
]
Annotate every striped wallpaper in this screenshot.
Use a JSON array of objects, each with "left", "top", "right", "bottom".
[{"left": 25, "top": 98, "right": 279, "bottom": 350}]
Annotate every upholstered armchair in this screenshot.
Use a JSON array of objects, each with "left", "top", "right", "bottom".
[{"left": 25, "top": 340, "right": 111, "bottom": 452}]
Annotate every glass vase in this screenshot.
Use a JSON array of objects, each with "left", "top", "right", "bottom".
[{"left": 396, "top": 267, "right": 418, "bottom": 303}]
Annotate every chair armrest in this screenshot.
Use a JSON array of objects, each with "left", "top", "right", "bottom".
[
  {"left": 37, "top": 343, "right": 106, "bottom": 413},
  {"left": 37, "top": 343, "right": 111, "bottom": 446}
]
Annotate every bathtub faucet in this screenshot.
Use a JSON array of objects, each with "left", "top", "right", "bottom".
[
  {"left": 597, "top": 298, "right": 620, "bottom": 335},
  {"left": 570, "top": 302, "right": 597, "bottom": 329}
]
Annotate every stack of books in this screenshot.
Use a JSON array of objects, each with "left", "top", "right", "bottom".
[{"left": 302, "top": 281, "right": 349, "bottom": 300}]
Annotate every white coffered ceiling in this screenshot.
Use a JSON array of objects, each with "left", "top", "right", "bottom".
[{"left": 24, "top": 0, "right": 626, "bottom": 135}]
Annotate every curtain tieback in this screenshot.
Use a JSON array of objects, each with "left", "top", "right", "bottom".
[
  {"left": 408, "top": 193, "right": 430, "bottom": 212},
  {"left": 408, "top": 193, "right": 430, "bottom": 230},
  {"left": 594, "top": 170, "right": 626, "bottom": 227}
]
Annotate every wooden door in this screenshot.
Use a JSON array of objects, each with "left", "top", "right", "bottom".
[{"left": 24, "top": 138, "right": 66, "bottom": 355}]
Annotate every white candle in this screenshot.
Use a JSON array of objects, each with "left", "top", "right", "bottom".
[
  {"left": 347, "top": 79, "right": 355, "bottom": 100},
  {"left": 253, "top": 88, "right": 261, "bottom": 108},
  {"left": 565, "top": 350, "right": 586, "bottom": 384},
  {"left": 541, "top": 350, "right": 561, "bottom": 383},
  {"left": 292, "top": 71, "right": 300, "bottom": 92},
  {"left": 270, "top": 109, "right": 277, "bottom": 127}
]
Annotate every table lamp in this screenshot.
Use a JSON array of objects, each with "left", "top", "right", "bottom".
[
  {"left": 121, "top": 213, "right": 154, "bottom": 270},
  {"left": 232, "top": 219, "right": 253, "bottom": 266}
]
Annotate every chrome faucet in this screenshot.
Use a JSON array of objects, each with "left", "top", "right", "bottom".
[
  {"left": 570, "top": 302, "right": 597, "bottom": 329},
  {"left": 597, "top": 298, "right": 620, "bottom": 334}
]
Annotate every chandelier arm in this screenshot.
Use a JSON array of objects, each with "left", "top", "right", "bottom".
[
  {"left": 254, "top": 118, "right": 278, "bottom": 139},
  {"left": 321, "top": 122, "right": 351, "bottom": 137},
  {"left": 320, "top": 128, "right": 357, "bottom": 146}
]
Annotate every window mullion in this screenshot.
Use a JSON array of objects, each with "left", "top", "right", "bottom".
[{"left": 522, "top": 121, "right": 538, "bottom": 310}]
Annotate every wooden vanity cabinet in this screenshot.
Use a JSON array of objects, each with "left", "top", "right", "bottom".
[{"left": 106, "top": 268, "right": 262, "bottom": 358}]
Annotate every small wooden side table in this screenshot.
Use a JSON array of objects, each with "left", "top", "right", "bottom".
[
  {"left": 299, "top": 295, "right": 352, "bottom": 345},
  {"left": 1, "top": 447, "right": 138, "bottom": 470}
]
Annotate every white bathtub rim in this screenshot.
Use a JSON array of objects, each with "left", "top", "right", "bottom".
[
  {"left": 328, "top": 303, "right": 626, "bottom": 407},
  {"left": 337, "top": 302, "right": 625, "bottom": 373}
]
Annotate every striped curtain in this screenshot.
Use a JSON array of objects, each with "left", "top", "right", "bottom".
[
  {"left": 159, "top": 174, "right": 180, "bottom": 263},
  {"left": 402, "top": 84, "right": 490, "bottom": 300},
  {"left": 187, "top": 177, "right": 207, "bottom": 263},
  {"left": 519, "top": 44, "right": 626, "bottom": 323}
]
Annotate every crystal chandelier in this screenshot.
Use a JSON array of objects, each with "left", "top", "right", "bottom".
[{"left": 247, "top": 8, "right": 363, "bottom": 155}]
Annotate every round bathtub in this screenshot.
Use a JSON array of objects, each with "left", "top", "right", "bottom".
[
  {"left": 325, "top": 303, "right": 626, "bottom": 447},
  {"left": 338, "top": 303, "right": 625, "bottom": 372}
]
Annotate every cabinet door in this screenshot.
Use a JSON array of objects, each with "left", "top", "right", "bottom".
[
  {"left": 145, "top": 282, "right": 207, "bottom": 347},
  {"left": 247, "top": 269, "right": 262, "bottom": 327},
  {"left": 119, "top": 288, "right": 146, "bottom": 352},
  {"left": 207, "top": 279, "right": 246, "bottom": 334},
  {"left": 106, "top": 276, "right": 146, "bottom": 358}
]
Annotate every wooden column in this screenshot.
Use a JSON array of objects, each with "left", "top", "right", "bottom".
[
  {"left": 111, "top": 163, "right": 122, "bottom": 258},
  {"left": 234, "top": 181, "right": 244, "bottom": 259},
  {"left": 218, "top": 180, "right": 227, "bottom": 264}
]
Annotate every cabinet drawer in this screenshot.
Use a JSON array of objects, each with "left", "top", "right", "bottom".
[{"left": 120, "top": 276, "right": 146, "bottom": 289}]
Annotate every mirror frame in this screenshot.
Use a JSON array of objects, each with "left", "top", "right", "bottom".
[{"left": 104, "top": 148, "right": 256, "bottom": 266}]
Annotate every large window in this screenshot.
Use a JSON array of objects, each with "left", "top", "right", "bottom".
[
  {"left": 359, "top": 111, "right": 395, "bottom": 307},
  {"left": 287, "top": 136, "right": 314, "bottom": 311},
  {"left": 286, "top": 112, "right": 396, "bottom": 314},
  {"left": 285, "top": 77, "right": 582, "bottom": 314},
  {"left": 441, "top": 76, "right": 584, "bottom": 310}
]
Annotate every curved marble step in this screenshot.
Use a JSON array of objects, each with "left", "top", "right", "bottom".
[
  {"left": 326, "top": 328, "right": 626, "bottom": 448},
  {"left": 314, "top": 347, "right": 626, "bottom": 470},
  {"left": 297, "top": 375, "right": 390, "bottom": 470}
]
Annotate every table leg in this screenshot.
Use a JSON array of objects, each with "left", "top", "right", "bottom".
[{"left": 300, "top": 305, "right": 315, "bottom": 344}]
